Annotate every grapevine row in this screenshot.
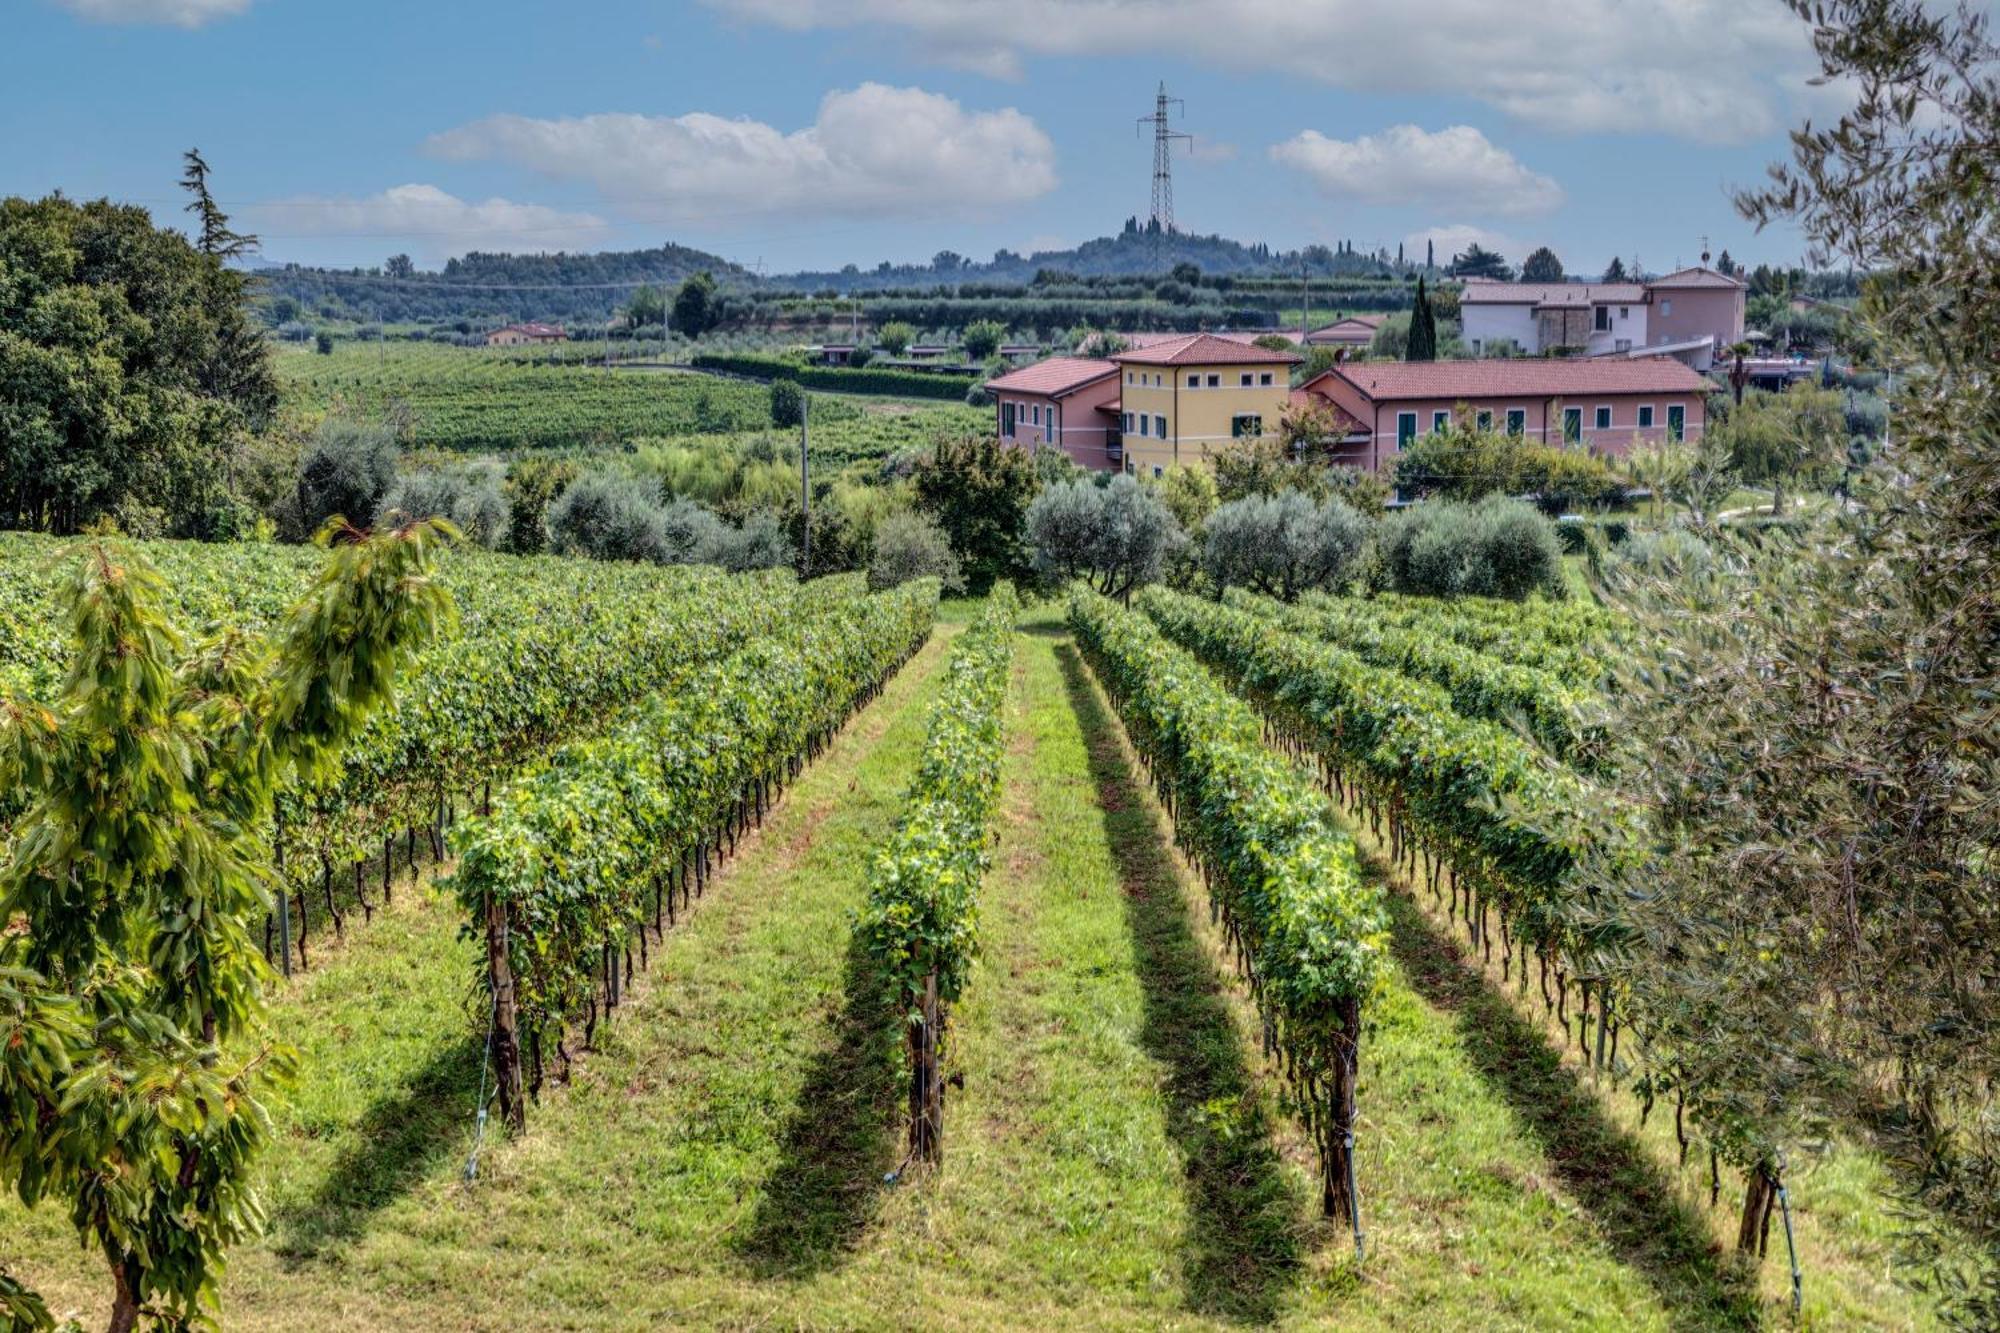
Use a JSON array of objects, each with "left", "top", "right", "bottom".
[
  {"left": 1224, "top": 589, "right": 1606, "bottom": 767},
  {"left": 450, "top": 577, "right": 939, "bottom": 1132},
  {"left": 854, "top": 584, "right": 1020, "bottom": 1164},
  {"left": 1068, "top": 588, "right": 1388, "bottom": 1230}
]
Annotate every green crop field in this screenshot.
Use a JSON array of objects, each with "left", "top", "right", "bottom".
[
  {"left": 275, "top": 343, "right": 986, "bottom": 459},
  {"left": 0, "top": 537, "right": 1940, "bottom": 1330}
]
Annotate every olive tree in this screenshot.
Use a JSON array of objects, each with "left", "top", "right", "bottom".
[
  {"left": 1025, "top": 475, "right": 1183, "bottom": 599},
  {"left": 1202, "top": 492, "right": 1368, "bottom": 601},
  {"left": 868, "top": 510, "right": 964, "bottom": 592}
]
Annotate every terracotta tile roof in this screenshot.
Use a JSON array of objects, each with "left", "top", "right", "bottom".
[
  {"left": 1110, "top": 332, "right": 1299, "bottom": 366},
  {"left": 1459, "top": 279, "right": 1649, "bottom": 305},
  {"left": 1288, "top": 387, "right": 1368, "bottom": 435},
  {"left": 1120, "top": 329, "right": 1280, "bottom": 349},
  {"left": 984, "top": 355, "right": 1120, "bottom": 397},
  {"left": 1648, "top": 265, "right": 1748, "bottom": 290},
  {"left": 1312, "top": 356, "right": 1712, "bottom": 402}
]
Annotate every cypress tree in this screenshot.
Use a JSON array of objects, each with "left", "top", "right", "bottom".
[{"left": 1405, "top": 277, "right": 1437, "bottom": 362}]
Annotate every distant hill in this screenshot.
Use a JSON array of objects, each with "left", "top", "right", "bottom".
[
  {"left": 254, "top": 220, "right": 1407, "bottom": 327},
  {"left": 255, "top": 242, "right": 754, "bottom": 326}
]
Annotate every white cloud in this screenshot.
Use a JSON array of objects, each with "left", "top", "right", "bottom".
[
  {"left": 1272, "top": 125, "right": 1560, "bottom": 215},
  {"left": 426, "top": 84, "right": 1057, "bottom": 223},
  {"left": 704, "top": 0, "right": 1818, "bottom": 143},
  {"left": 1403, "top": 223, "right": 1521, "bottom": 265},
  {"left": 245, "top": 185, "right": 609, "bottom": 261},
  {"left": 54, "top": 0, "right": 251, "bottom": 26}
]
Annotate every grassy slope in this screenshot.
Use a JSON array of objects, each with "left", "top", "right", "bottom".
[{"left": 0, "top": 602, "right": 1934, "bottom": 1330}]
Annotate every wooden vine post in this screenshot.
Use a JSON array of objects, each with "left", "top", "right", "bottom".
[
  {"left": 908, "top": 967, "right": 944, "bottom": 1164},
  {"left": 485, "top": 893, "right": 526, "bottom": 1133},
  {"left": 1325, "top": 995, "right": 1364, "bottom": 1255}
]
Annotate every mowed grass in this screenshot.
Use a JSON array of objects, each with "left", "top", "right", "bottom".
[{"left": 0, "top": 601, "right": 1939, "bottom": 1329}]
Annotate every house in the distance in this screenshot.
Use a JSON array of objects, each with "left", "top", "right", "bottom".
[
  {"left": 1459, "top": 265, "right": 1746, "bottom": 370},
  {"left": 1304, "top": 315, "right": 1384, "bottom": 350},
  {"left": 987, "top": 333, "right": 1301, "bottom": 476},
  {"left": 485, "top": 322, "right": 568, "bottom": 347},
  {"left": 986, "top": 356, "right": 1124, "bottom": 471},
  {"left": 1297, "top": 356, "right": 1711, "bottom": 471},
  {"left": 1111, "top": 334, "right": 1300, "bottom": 478}
]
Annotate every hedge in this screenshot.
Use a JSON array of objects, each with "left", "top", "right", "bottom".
[{"left": 692, "top": 353, "right": 979, "bottom": 401}]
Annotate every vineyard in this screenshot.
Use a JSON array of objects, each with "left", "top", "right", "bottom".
[
  {"left": 0, "top": 549, "right": 1942, "bottom": 1330},
  {"left": 274, "top": 343, "right": 984, "bottom": 458}
]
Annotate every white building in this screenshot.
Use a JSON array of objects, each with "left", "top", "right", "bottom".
[{"left": 1459, "top": 266, "right": 1745, "bottom": 370}]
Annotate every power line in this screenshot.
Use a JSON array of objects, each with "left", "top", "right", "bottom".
[{"left": 1136, "top": 80, "right": 1193, "bottom": 239}]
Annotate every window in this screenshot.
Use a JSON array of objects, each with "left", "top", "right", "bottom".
[
  {"left": 1432, "top": 410, "right": 1450, "bottom": 433},
  {"left": 1505, "top": 408, "right": 1526, "bottom": 436},
  {"left": 1152, "top": 465, "right": 1164, "bottom": 479},
  {"left": 1206, "top": 373, "right": 1220, "bottom": 387},
  {"left": 1593, "top": 306, "right": 1611, "bottom": 332},
  {"left": 1476, "top": 409, "right": 1494, "bottom": 431},
  {"left": 1667, "top": 403, "right": 1685, "bottom": 442},
  {"left": 1594, "top": 405, "right": 1612, "bottom": 430},
  {"left": 1001, "top": 401, "right": 1016, "bottom": 437},
  {"left": 1620, "top": 306, "right": 1629, "bottom": 319},
  {"left": 1125, "top": 371, "right": 1132, "bottom": 384},
  {"left": 1397, "top": 411, "right": 1418, "bottom": 446},
  {"left": 1121, "top": 411, "right": 1133, "bottom": 433},
  {"left": 1186, "top": 373, "right": 1201, "bottom": 388},
  {"left": 1135, "top": 414, "right": 1148, "bottom": 437},
  {"left": 1471, "top": 339, "right": 1483, "bottom": 356},
  {"left": 1153, "top": 374, "right": 1162, "bottom": 386},
  {"left": 1259, "top": 372, "right": 1274, "bottom": 386},
  {"left": 1232, "top": 414, "right": 1263, "bottom": 438},
  {"left": 1240, "top": 372, "right": 1254, "bottom": 387},
  {"left": 1563, "top": 407, "right": 1582, "bottom": 442},
  {"left": 1155, "top": 414, "right": 1168, "bottom": 438},
  {"left": 1031, "top": 404, "right": 1042, "bottom": 427},
  {"left": 1659, "top": 299, "right": 1672, "bottom": 316},
  {"left": 1638, "top": 404, "right": 1656, "bottom": 428}
]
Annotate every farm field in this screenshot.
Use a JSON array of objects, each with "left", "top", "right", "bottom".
[
  {"left": 0, "top": 564, "right": 1936, "bottom": 1330},
  {"left": 274, "top": 343, "right": 986, "bottom": 458}
]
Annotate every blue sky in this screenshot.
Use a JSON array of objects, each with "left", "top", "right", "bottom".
[{"left": 6, "top": 0, "right": 1836, "bottom": 276}]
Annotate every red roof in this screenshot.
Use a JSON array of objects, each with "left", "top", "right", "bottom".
[
  {"left": 984, "top": 355, "right": 1120, "bottom": 397},
  {"left": 1648, "top": 265, "right": 1747, "bottom": 290},
  {"left": 1111, "top": 332, "right": 1299, "bottom": 366},
  {"left": 1121, "top": 329, "right": 1279, "bottom": 349},
  {"left": 1311, "top": 356, "right": 1712, "bottom": 402},
  {"left": 1288, "top": 387, "right": 1368, "bottom": 435},
  {"left": 1459, "top": 280, "right": 1648, "bottom": 305}
]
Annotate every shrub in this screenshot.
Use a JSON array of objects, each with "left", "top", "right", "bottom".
[
  {"left": 296, "top": 418, "right": 398, "bottom": 531},
  {"left": 910, "top": 435, "right": 1040, "bottom": 593},
  {"left": 1026, "top": 475, "right": 1183, "bottom": 598},
  {"left": 544, "top": 473, "right": 668, "bottom": 563},
  {"left": 876, "top": 321, "right": 915, "bottom": 356},
  {"left": 1202, "top": 492, "right": 1369, "bottom": 601},
  {"left": 961, "top": 320, "right": 1005, "bottom": 360},
  {"left": 846, "top": 345, "right": 874, "bottom": 369},
  {"left": 1377, "top": 496, "right": 1563, "bottom": 600},
  {"left": 314, "top": 330, "right": 335, "bottom": 355},
  {"left": 869, "top": 510, "right": 965, "bottom": 593},
  {"left": 377, "top": 458, "right": 509, "bottom": 548},
  {"left": 770, "top": 378, "right": 805, "bottom": 429}
]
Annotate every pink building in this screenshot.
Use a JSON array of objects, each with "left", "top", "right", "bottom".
[
  {"left": 1299, "top": 357, "right": 1712, "bottom": 472},
  {"left": 1645, "top": 267, "right": 1750, "bottom": 356},
  {"left": 1459, "top": 265, "right": 1746, "bottom": 369},
  {"left": 984, "top": 356, "right": 1124, "bottom": 470}
]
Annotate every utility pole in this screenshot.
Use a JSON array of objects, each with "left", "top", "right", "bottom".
[
  {"left": 1136, "top": 81, "right": 1193, "bottom": 256},
  {"left": 799, "top": 392, "right": 811, "bottom": 578},
  {"left": 1300, "top": 256, "right": 1310, "bottom": 344}
]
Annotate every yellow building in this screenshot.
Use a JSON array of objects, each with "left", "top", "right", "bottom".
[{"left": 1109, "top": 334, "right": 1300, "bottom": 477}]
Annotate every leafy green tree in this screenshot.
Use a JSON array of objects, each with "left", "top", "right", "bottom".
[
  {"left": 502, "top": 455, "right": 579, "bottom": 554},
  {"left": 1520, "top": 246, "right": 1564, "bottom": 282},
  {"left": 626, "top": 283, "right": 667, "bottom": 328},
  {"left": 1448, "top": 242, "right": 1514, "bottom": 281},
  {"left": 961, "top": 320, "right": 1006, "bottom": 361},
  {"left": 1406, "top": 277, "right": 1438, "bottom": 361},
  {"left": 314, "top": 329, "right": 335, "bottom": 355},
  {"left": 1602, "top": 3, "right": 2000, "bottom": 1312},
  {"left": 876, "top": 321, "right": 916, "bottom": 356},
  {"left": 1025, "top": 475, "right": 1183, "bottom": 598},
  {"left": 1202, "top": 492, "right": 1369, "bottom": 601},
  {"left": 909, "top": 434, "right": 1040, "bottom": 592},
  {"left": 0, "top": 523, "right": 451, "bottom": 1331},
  {"left": 296, "top": 418, "right": 399, "bottom": 532},
  {"left": 671, "top": 271, "right": 720, "bottom": 337},
  {"left": 1716, "top": 382, "right": 1845, "bottom": 513},
  {"left": 770, "top": 378, "right": 806, "bottom": 429},
  {"left": 868, "top": 510, "right": 964, "bottom": 592},
  {"left": 0, "top": 191, "right": 269, "bottom": 536}
]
